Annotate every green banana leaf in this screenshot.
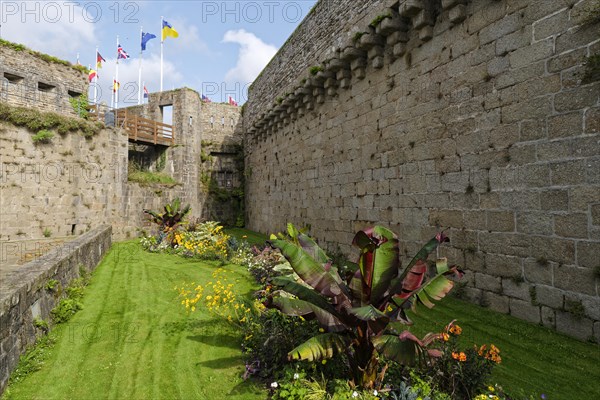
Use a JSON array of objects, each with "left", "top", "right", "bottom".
[
  {"left": 288, "top": 333, "right": 349, "bottom": 362},
  {"left": 270, "top": 239, "right": 344, "bottom": 299},
  {"left": 353, "top": 226, "right": 400, "bottom": 304},
  {"left": 272, "top": 295, "right": 347, "bottom": 332}
]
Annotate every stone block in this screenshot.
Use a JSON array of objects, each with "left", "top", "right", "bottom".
[
  {"left": 555, "top": 311, "right": 594, "bottom": 341},
  {"left": 540, "top": 189, "right": 569, "bottom": 211},
  {"left": 550, "top": 160, "right": 586, "bottom": 186},
  {"left": 548, "top": 111, "right": 583, "bottom": 139},
  {"left": 508, "top": 38, "right": 554, "bottom": 69},
  {"left": 541, "top": 306, "right": 555, "bottom": 328},
  {"left": 482, "top": 290, "right": 509, "bottom": 314},
  {"left": 479, "top": 12, "right": 522, "bottom": 45},
  {"left": 486, "top": 211, "right": 515, "bottom": 232},
  {"left": 509, "top": 298, "right": 541, "bottom": 324},
  {"left": 584, "top": 107, "right": 600, "bottom": 134},
  {"left": 523, "top": 258, "right": 553, "bottom": 286},
  {"left": 547, "top": 47, "right": 587, "bottom": 73},
  {"left": 532, "top": 8, "right": 569, "bottom": 40},
  {"left": 576, "top": 241, "right": 600, "bottom": 269},
  {"left": 476, "top": 272, "right": 502, "bottom": 293},
  {"left": 592, "top": 204, "right": 600, "bottom": 226},
  {"left": 554, "top": 264, "right": 596, "bottom": 296},
  {"left": 554, "top": 213, "right": 589, "bottom": 239},
  {"left": 483, "top": 252, "right": 523, "bottom": 278},
  {"left": 554, "top": 85, "right": 600, "bottom": 113},
  {"left": 502, "top": 279, "right": 531, "bottom": 301},
  {"left": 516, "top": 211, "right": 553, "bottom": 235},
  {"left": 535, "top": 285, "right": 564, "bottom": 309}
]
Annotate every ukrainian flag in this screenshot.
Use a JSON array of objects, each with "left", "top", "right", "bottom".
[{"left": 162, "top": 20, "right": 179, "bottom": 41}]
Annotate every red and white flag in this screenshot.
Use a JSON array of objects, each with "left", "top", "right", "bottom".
[{"left": 228, "top": 96, "right": 238, "bottom": 106}]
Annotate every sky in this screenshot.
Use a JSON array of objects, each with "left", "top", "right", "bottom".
[{"left": 0, "top": 0, "right": 318, "bottom": 106}]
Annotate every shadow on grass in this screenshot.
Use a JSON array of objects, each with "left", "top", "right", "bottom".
[
  {"left": 187, "top": 332, "right": 241, "bottom": 349},
  {"left": 195, "top": 355, "right": 244, "bottom": 369}
]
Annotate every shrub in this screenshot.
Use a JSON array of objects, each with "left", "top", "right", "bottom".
[
  {"left": 32, "top": 130, "right": 54, "bottom": 144},
  {"left": 173, "top": 221, "right": 230, "bottom": 260},
  {"left": 419, "top": 322, "right": 502, "bottom": 399},
  {"left": 263, "top": 224, "right": 462, "bottom": 389}
]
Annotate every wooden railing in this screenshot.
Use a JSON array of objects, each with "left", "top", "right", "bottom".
[{"left": 87, "top": 105, "right": 175, "bottom": 146}]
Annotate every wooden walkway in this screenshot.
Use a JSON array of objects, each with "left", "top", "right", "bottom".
[{"left": 88, "top": 105, "right": 175, "bottom": 146}]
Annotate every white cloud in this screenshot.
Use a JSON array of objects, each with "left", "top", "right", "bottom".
[
  {"left": 222, "top": 29, "right": 277, "bottom": 84},
  {"left": 1, "top": 2, "right": 95, "bottom": 61},
  {"left": 91, "top": 54, "right": 182, "bottom": 106}
]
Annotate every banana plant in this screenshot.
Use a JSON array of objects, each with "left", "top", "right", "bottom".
[
  {"left": 264, "top": 225, "right": 463, "bottom": 389},
  {"left": 144, "top": 198, "right": 191, "bottom": 232}
]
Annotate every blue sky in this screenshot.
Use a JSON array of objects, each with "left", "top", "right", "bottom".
[{"left": 1, "top": 0, "right": 318, "bottom": 105}]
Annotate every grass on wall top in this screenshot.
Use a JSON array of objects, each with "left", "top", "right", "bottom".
[
  {"left": 0, "top": 39, "right": 88, "bottom": 74},
  {"left": 0, "top": 103, "right": 102, "bottom": 137}
]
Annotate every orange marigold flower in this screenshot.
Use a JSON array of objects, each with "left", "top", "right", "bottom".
[
  {"left": 442, "top": 333, "right": 450, "bottom": 342},
  {"left": 449, "top": 325, "right": 462, "bottom": 335},
  {"left": 451, "top": 352, "right": 460, "bottom": 360},
  {"left": 459, "top": 352, "right": 467, "bottom": 362}
]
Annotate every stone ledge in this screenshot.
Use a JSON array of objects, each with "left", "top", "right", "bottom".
[{"left": 0, "top": 225, "right": 111, "bottom": 395}]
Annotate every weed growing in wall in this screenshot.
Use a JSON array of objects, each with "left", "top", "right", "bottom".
[
  {"left": 0, "top": 103, "right": 101, "bottom": 137},
  {"left": 68, "top": 93, "right": 89, "bottom": 119},
  {"left": 582, "top": 54, "right": 600, "bottom": 84},
  {"left": 31, "top": 130, "right": 54, "bottom": 144}
]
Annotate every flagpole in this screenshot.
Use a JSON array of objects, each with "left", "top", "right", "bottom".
[
  {"left": 138, "top": 26, "right": 143, "bottom": 105},
  {"left": 94, "top": 46, "right": 98, "bottom": 105},
  {"left": 111, "top": 76, "right": 115, "bottom": 109},
  {"left": 160, "top": 16, "right": 164, "bottom": 92},
  {"left": 115, "top": 35, "right": 119, "bottom": 109}
]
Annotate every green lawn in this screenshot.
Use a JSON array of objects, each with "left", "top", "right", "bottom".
[
  {"left": 407, "top": 297, "right": 600, "bottom": 399},
  {"left": 3, "top": 242, "right": 265, "bottom": 400},
  {"left": 5, "top": 237, "right": 599, "bottom": 400},
  {"left": 225, "top": 227, "right": 268, "bottom": 247}
]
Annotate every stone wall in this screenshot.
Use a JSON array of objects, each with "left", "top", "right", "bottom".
[
  {"left": 0, "top": 225, "right": 112, "bottom": 394},
  {"left": 244, "top": 0, "right": 600, "bottom": 341},
  {"left": 0, "top": 44, "right": 88, "bottom": 117},
  {"left": 198, "top": 102, "right": 244, "bottom": 225}
]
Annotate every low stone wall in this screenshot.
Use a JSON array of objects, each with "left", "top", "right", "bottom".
[{"left": 0, "top": 225, "right": 112, "bottom": 394}]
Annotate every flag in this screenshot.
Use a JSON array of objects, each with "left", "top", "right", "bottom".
[
  {"left": 143, "top": 86, "right": 149, "bottom": 98},
  {"left": 113, "top": 80, "right": 120, "bottom": 92},
  {"left": 117, "top": 44, "right": 130, "bottom": 60},
  {"left": 162, "top": 20, "right": 179, "bottom": 40},
  {"left": 141, "top": 32, "right": 157, "bottom": 51},
  {"left": 228, "top": 96, "right": 238, "bottom": 106},
  {"left": 88, "top": 69, "right": 97, "bottom": 82},
  {"left": 201, "top": 94, "right": 211, "bottom": 103},
  {"left": 96, "top": 52, "right": 106, "bottom": 68}
]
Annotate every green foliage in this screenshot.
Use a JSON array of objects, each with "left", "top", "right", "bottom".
[
  {"left": 353, "top": 32, "right": 366, "bottom": 42},
  {"left": 200, "top": 149, "right": 212, "bottom": 163},
  {"left": 8, "top": 334, "right": 56, "bottom": 385},
  {"left": 369, "top": 13, "right": 392, "bottom": 28},
  {"left": 33, "top": 318, "right": 49, "bottom": 333},
  {"left": 42, "top": 228, "right": 52, "bottom": 237},
  {"left": 45, "top": 279, "right": 59, "bottom": 291},
  {"left": 412, "top": 322, "right": 502, "bottom": 399},
  {"left": 50, "top": 276, "right": 89, "bottom": 324},
  {"left": 32, "top": 130, "right": 54, "bottom": 144},
  {"left": 144, "top": 198, "right": 191, "bottom": 235},
  {"left": 0, "top": 103, "right": 101, "bottom": 137},
  {"left": 0, "top": 39, "right": 88, "bottom": 73},
  {"left": 156, "top": 151, "right": 167, "bottom": 172},
  {"left": 128, "top": 162, "right": 178, "bottom": 186},
  {"left": 264, "top": 225, "right": 462, "bottom": 389},
  {"left": 582, "top": 53, "right": 600, "bottom": 84},
  {"left": 242, "top": 309, "right": 324, "bottom": 380},
  {"left": 309, "top": 66, "right": 324, "bottom": 76},
  {"left": 68, "top": 93, "right": 89, "bottom": 119}
]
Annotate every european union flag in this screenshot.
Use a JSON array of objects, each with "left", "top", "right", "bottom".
[{"left": 141, "top": 32, "right": 157, "bottom": 51}]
